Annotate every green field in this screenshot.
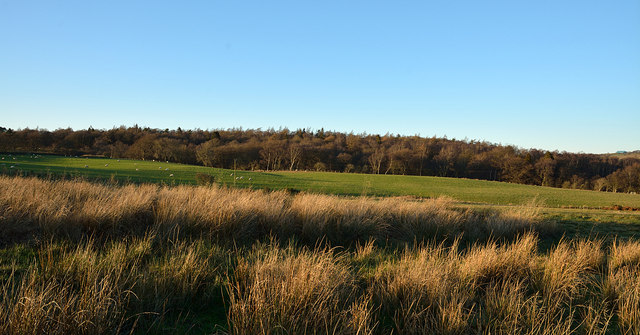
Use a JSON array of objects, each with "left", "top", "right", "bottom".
[
  {"left": 2, "top": 153, "right": 640, "bottom": 208},
  {"left": 3, "top": 154, "right": 640, "bottom": 333}
]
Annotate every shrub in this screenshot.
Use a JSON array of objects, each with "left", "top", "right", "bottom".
[
  {"left": 195, "top": 173, "right": 216, "bottom": 186},
  {"left": 314, "top": 162, "right": 327, "bottom": 171}
]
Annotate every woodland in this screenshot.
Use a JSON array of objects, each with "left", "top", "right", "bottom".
[{"left": 1, "top": 126, "right": 638, "bottom": 193}]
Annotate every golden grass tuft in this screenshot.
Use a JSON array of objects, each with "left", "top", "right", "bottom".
[
  {"left": 607, "top": 240, "right": 640, "bottom": 333},
  {"left": 0, "top": 241, "right": 138, "bottom": 334},
  {"left": 460, "top": 233, "right": 537, "bottom": 288},
  {"left": 372, "top": 240, "right": 473, "bottom": 334},
  {"left": 609, "top": 240, "right": 640, "bottom": 272},
  {"left": 227, "top": 243, "right": 370, "bottom": 334},
  {"left": 538, "top": 239, "right": 604, "bottom": 302}
]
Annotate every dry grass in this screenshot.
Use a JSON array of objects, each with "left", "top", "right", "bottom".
[
  {"left": 0, "top": 177, "right": 157, "bottom": 243},
  {"left": 0, "top": 175, "right": 551, "bottom": 246},
  {"left": 372, "top": 240, "right": 472, "bottom": 334},
  {"left": 608, "top": 240, "right": 640, "bottom": 334},
  {"left": 227, "top": 243, "right": 374, "bottom": 334},
  {"left": 0, "top": 230, "right": 639, "bottom": 334},
  {"left": 2, "top": 176, "right": 640, "bottom": 334},
  {"left": 538, "top": 239, "right": 604, "bottom": 303},
  {"left": 220, "top": 234, "right": 640, "bottom": 334},
  {"left": 0, "top": 268, "right": 131, "bottom": 334},
  {"left": 0, "top": 241, "right": 139, "bottom": 334},
  {"left": 0, "top": 236, "right": 228, "bottom": 334}
]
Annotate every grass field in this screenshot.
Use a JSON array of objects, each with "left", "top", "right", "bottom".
[
  {"left": 2, "top": 155, "right": 640, "bottom": 333},
  {"left": 3, "top": 153, "right": 640, "bottom": 208},
  {"left": 1, "top": 175, "right": 640, "bottom": 334}
]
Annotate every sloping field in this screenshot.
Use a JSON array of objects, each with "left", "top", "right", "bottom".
[
  {"left": 1, "top": 169, "right": 639, "bottom": 333},
  {"left": 2, "top": 153, "right": 639, "bottom": 208}
]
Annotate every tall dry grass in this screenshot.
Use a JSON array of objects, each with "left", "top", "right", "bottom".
[
  {"left": 0, "top": 176, "right": 157, "bottom": 244},
  {"left": 221, "top": 233, "right": 640, "bottom": 334},
  {"left": 0, "top": 235, "right": 228, "bottom": 334},
  {"left": 0, "top": 240, "right": 141, "bottom": 334},
  {"left": 0, "top": 175, "right": 552, "bottom": 246},
  {"left": 227, "top": 242, "right": 375, "bottom": 334},
  {"left": 1, "top": 228, "right": 639, "bottom": 334},
  {"left": 3, "top": 175, "right": 640, "bottom": 334},
  {"left": 608, "top": 240, "right": 640, "bottom": 334}
]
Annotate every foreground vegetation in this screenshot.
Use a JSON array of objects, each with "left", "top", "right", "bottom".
[
  {"left": 3, "top": 154, "right": 640, "bottom": 208},
  {"left": 0, "top": 175, "right": 551, "bottom": 246},
  {"left": 1, "top": 176, "right": 640, "bottom": 334},
  {"left": 4, "top": 233, "right": 640, "bottom": 334}
]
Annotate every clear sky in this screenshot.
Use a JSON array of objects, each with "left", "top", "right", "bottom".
[{"left": 1, "top": 1, "right": 639, "bottom": 153}]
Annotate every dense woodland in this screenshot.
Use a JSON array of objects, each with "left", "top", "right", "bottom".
[{"left": 1, "top": 126, "right": 639, "bottom": 193}]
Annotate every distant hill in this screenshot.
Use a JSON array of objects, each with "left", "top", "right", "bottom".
[{"left": 609, "top": 150, "right": 640, "bottom": 159}]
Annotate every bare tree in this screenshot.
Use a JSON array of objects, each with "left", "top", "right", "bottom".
[
  {"left": 287, "top": 142, "right": 302, "bottom": 171},
  {"left": 368, "top": 148, "right": 385, "bottom": 174}
]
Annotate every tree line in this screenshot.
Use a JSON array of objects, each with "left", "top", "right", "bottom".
[{"left": 1, "top": 126, "right": 639, "bottom": 193}]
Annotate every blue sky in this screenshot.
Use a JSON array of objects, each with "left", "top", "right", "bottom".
[{"left": 1, "top": 0, "right": 639, "bottom": 153}]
